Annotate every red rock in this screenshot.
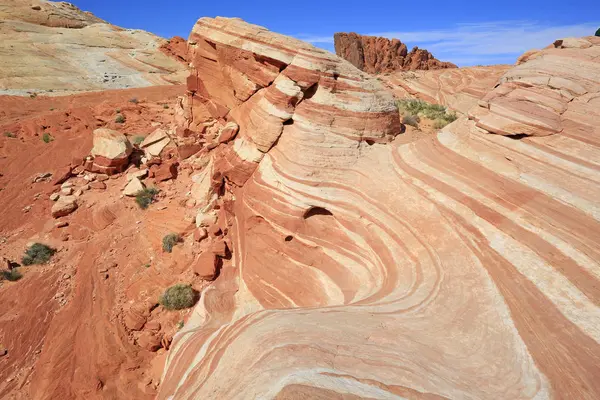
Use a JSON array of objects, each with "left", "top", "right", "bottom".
[
  {"left": 159, "top": 36, "right": 188, "bottom": 64},
  {"left": 192, "top": 252, "right": 219, "bottom": 280},
  {"left": 89, "top": 181, "right": 106, "bottom": 190},
  {"left": 208, "top": 224, "right": 222, "bottom": 237},
  {"left": 90, "top": 128, "right": 132, "bottom": 172},
  {"left": 144, "top": 321, "right": 161, "bottom": 333},
  {"left": 210, "top": 239, "right": 228, "bottom": 258},
  {"left": 217, "top": 122, "right": 239, "bottom": 143},
  {"left": 177, "top": 143, "right": 202, "bottom": 160},
  {"left": 334, "top": 32, "right": 457, "bottom": 73},
  {"left": 51, "top": 166, "right": 72, "bottom": 185},
  {"left": 124, "top": 307, "right": 147, "bottom": 331},
  {"left": 137, "top": 332, "right": 162, "bottom": 352},
  {"left": 154, "top": 161, "right": 178, "bottom": 182},
  {"left": 193, "top": 228, "right": 208, "bottom": 242},
  {"left": 145, "top": 157, "right": 162, "bottom": 167}
]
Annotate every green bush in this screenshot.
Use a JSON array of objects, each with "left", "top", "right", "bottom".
[
  {"left": 397, "top": 99, "right": 457, "bottom": 129},
  {"left": 162, "top": 233, "right": 181, "bottom": 253},
  {"left": 22, "top": 243, "right": 56, "bottom": 265},
  {"left": 596, "top": 28, "right": 600, "bottom": 37},
  {"left": 1, "top": 268, "right": 22, "bottom": 282},
  {"left": 115, "top": 114, "right": 126, "bottom": 124},
  {"left": 4, "top": 132, "right": 16, "bottom": 138},
  {"left": 163, "top": 104, "right": 169, "bottom": 109},
  {"left": 135, "top": 187, "right": 159, "bottom": 209},
  {"left": 159, "top": 284, "right": 197, "bottom": 310},
  {"left": 42, "top": 133, "right": 53, "bottom": 143},
  {"left": 132, "top": 136, "right": 145, "bottom": 145},
  {"left": 402, "top": 114, "right": 420, "bottom": 128}
]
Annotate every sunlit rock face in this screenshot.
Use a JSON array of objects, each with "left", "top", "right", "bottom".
[{"left": 160, "top": 20, "right": 600, "bottom": 400}]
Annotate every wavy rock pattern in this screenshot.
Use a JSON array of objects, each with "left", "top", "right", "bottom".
[
  {"left": 381, "top": 65, "right": 511, "bottom": 114},
  {"left": 160, "top": 20, "right": 600, "bottom": 399}
]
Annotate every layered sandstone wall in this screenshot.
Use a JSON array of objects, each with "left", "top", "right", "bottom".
[
  {"left": 159, "top": 18, "right": 600, "bottom": 399},
  {"left": 334, "top": 32, "right": 457, "bottom": 73}
]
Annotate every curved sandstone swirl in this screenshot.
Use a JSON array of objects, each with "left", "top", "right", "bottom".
[{"left": 160, "top": 19, "right": 600, "bottom": 399}]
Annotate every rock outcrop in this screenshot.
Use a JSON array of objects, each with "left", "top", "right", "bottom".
[
  {"left": 0, "top": 0, "right": 187, "bottom": 95},
  {"left": 159, "top": 36, "right": 189, "bottom": 64},
  {"left": 158, "top": 18, "right": 600, "bottom": 400},
  {"left": 381, "top": 65, "right": 511, "bottom": 114},
  {"left": 334, "top": 32, "right": 457, "bottom": 73}
]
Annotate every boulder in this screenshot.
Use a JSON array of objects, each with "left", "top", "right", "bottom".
[
  {"left": 217, "top": 121, "right": 239, "bottom": 143},
  {"left": 51, "top": 196, "right": 77, "bottom": 218},
  {"left": 193, "top": 227, "right": 208, "bottom": 242},
  {"left": 89, "top": 181, "right": 106, "bottom": 190},
  {"left": 153, "top": 161, "right": 178, "bottom": 182},
  {"left": 91, "top": 129, "right": 132, "bottom": 173},
  {"left": 141, "top": 128, "right": 170, "bottom": 157},
  {"left": 210, "top": 239, "right": 228, "bottom": 258},
  {"left": 49, "top": 193, "right": 60, "bottom": 201},
  {"left": 192, "top": 252, "right": 219, "bottom": 280},
  {"left": 126, "top": 169, "right": 148, "bottom": 181},
  {"left": 123, "top": 177, "right": 145, "bottom": 197},
  {"left": 177, "top": 143, "right": 203, "bottom": 160},
  {"left": 51, "top": 166, "right": 72, "bottom": 185}
]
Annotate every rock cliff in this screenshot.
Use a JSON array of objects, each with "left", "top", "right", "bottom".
[
  {"left": 157, "top": 18, "right": 600, "bottom": 400},
  {"left": 334, "top": 32, "right": 457, "bottom": 73}
]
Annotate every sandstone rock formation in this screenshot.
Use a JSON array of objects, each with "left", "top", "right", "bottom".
[
  {"left": 0, "top": 0, "right": 187, "bottom": 95},
  {"left": 381, "top": 65, "right": 511, "bottom": 114},
  {"left": 90, "top": 128, "right": 132, "bottom": 173},
  {"left": 334, "top": 32, "right": 457, "bottom": 73},
  {"left": 159, "top": 36, "right": 189, "bottom": 65},
  {"left": 157, "top": 19, "right": 600, "bottom": 400}
]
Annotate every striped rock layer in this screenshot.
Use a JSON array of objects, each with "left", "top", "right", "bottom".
[
  {"left": 380, "top": 65, "right": 511, "bottom": 114},
  {"left": 160, "top": 19, "right": 600, "bottom": 400}
]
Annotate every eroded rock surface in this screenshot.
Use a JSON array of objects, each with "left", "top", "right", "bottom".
[
  {"left": 381, "top": 65, "right": 511, "bottom": 114},
  {"left": 334, "top": 32, "right": 457, "bottom": 73},
  {"left": 158, "top": 19, "right": 600, "bottom": 400}
]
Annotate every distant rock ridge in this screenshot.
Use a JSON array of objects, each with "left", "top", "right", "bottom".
[
  {"left": 0, "top": 0, "right": 188, "bottom": 95},
  {"left": 334, "top": 32, "right": 457, "bottom": 73}
]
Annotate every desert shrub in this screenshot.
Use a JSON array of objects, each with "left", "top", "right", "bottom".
[
  {"left": 162, "top": 233, "right": 181, "bottom": 253},
  {"left": 177, "top": 320, "right": 184, "bottom": 330},
  {"left": 42, "top": 133, "right": 53, "bottom": 143},
  {"left": 132, "top": 136, "right": 145, "bottom": 145},
  {"left": 135, "top": 187, "right": 159, "bottom": 209},
  {"left": 596, "top": 28, "right": 600, "bottom": 37},
  {"left": 397, "top": 99, "right": 457, "bottom": 129},
  {"left": 129, "top": 97, "right": 139, "bottom": 104},
  {"left": 115, "top": 114, "right": 126, "bottom": 124},
  {"left": 159, "top": 284, "right": 196, "bottom": 310},
  {"left": 4, "top": 132, "right": 16, "bottom": 138},
  {"left": 163, "top": 104, "right": 169, "bottom": 109},
  {"left": 402, "top": 114, "right": 420, "bottom": 128},
  {"left": 1, "top": 268, "right": 22, "bottom": 282},
  {"left": 22, "top": 243, "right": 56, "bottom": 265}
]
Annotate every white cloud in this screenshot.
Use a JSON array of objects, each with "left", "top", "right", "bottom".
[{"left": 293, "top": 21, "right": 599, "bottom": 66}]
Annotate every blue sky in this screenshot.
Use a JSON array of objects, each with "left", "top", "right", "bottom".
[{"left": 72, "top": 0, "right": 599, "bottom": 66}]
